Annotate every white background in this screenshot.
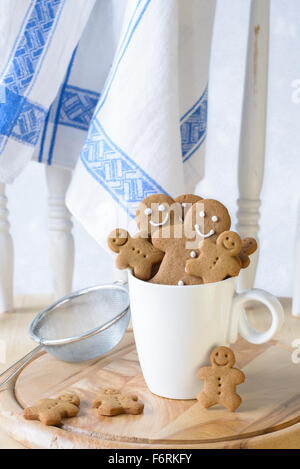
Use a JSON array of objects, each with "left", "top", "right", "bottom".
[{"left": 6, "top": 0, "right": 300, "bottom": 297}]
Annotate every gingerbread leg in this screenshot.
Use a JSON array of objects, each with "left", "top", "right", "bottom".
[
  {"left": 39, "top": 409, "right": 62, "bottom": 426},
  {"left": 219, "top": 393, "right": 242, "bottom": 412},
  {"left": 197, "top": 391, "right": 218, "bottom": 409}
]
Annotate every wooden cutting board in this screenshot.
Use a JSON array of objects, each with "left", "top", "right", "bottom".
[{"left": 1, "top": 303, "right": 300, "bottom": 449}]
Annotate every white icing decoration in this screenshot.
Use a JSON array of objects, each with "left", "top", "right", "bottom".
[
  {"left": 194, "top": 224, "right": 215, "bottom": 238},
  {"left": 190, "top": 251, "right": 196, "bottom": 258},
  {"left": 158, "top": 204, "right": 166, "bottom": 212},
  {"left": 199, "top": 211, "right": 205, "bottom": 218},
  {"left": 211, "top": 215, "right": 218, "bottom": 222},
  {"left": 178, "top": 280, "right": 184, "bottom": 286},
  {"left": 149, "top": 212, "right": 169, "bottom": 227},
  {"left": 144, "top": 208, "right": 152, "bottom": 215}
]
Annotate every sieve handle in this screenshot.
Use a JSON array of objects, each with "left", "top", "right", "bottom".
[{"left": 0, "top": 345, "right": 43, "bottom": 390}]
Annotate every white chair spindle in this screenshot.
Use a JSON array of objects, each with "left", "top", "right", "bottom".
[
  {"left": 46, "top": 166, "right": 74, "bottom": 299},
  {"left": 0, "top": 183, "right": 14, "bottom": 313},
  {"left": 237, "top": 0, "right": 270, "bottom": 291}
]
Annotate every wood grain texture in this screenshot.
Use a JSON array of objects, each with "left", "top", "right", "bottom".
[{"left": 0, "top": 297, "right": 300, "bottom": 449}]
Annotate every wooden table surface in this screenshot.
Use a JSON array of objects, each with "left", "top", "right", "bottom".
[{"left": 0, "top": 295, "right": 295, "bottom": 449}]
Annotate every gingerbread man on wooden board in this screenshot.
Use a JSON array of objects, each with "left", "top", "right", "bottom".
[
  {"left": 107, "top": 228, "right": 164, "bottom": 280},
  {"left": 197, "top": 346, "right": 245, "bottom": 412},
  {"left": 185, "top": 231, "right": 242, "bottom": 284},
  {"left": 23, "top": 393, "right": 80, "bottom": 426}
]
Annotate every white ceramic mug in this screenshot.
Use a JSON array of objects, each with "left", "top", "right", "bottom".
[{"left": 128, "top": 272, "right": 284, "bottom": 399}]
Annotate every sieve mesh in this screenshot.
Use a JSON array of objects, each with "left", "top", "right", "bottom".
[{"left": 32, "top": 287, "right": 129, "bottom": 342}]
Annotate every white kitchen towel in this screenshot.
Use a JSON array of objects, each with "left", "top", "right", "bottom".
[
  {"left": 0, "top": 0, "right": 95, "bottom": 183},
  {"left": 67, "top": 0, "right": 216, "bottom": 248},
  {"left": 32, "top": 0, "right": 127, "bottom": 169}
]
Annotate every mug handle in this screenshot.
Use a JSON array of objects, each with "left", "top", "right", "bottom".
[{"left": 229, "top": 289, "right": 285, "bottom": 345}]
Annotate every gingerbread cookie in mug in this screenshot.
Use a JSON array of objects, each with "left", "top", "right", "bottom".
[
  {"left": 184, "top": 199, "right": 231, "bottom": 245},
  {"left": 108, "top": 228, "right": 164, "bottom": 281},
  {"left": 186, "top": 231, "right": 242, "bottom": 284},
  {"left": 136, "top": 194, "right": 182, "bottom": 239}
]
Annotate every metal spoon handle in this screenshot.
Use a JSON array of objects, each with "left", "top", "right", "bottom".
[{"left": 0, "top": 345, "right": 43, "bottom": 390}]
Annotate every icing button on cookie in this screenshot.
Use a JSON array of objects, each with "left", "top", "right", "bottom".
[{"left": 178, "top": 280, "right": 184, "bottom": 286}]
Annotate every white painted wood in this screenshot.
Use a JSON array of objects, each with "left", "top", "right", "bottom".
[
  {"left": 0, "top": 184, "right": 14, "bottom": 313},
  {"left": 46, "top": 166, "right": 74, "bottom": 299},
  {"left": 292, "top": 204, "right": 300, "bottom": 316},
  {"left": 236, "top": 0, "right": 270, "bottom": 291}
]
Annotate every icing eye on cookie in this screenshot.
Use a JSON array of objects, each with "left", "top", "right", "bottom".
[
  {"left": 158, "top": 204, "right": 166, "bottom": 212},
  {"left": 199, "top": 211, "right": 205, "bottom": 218},
  {"left": 144, "top": 208, "right": 152, "bottom": 216},
  {"left": 211, "top": 215, "right": 218, "bottom": 222}
]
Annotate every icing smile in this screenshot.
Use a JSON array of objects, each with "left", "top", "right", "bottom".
[
  {"left": 150, "top": 212, "right": 169, "bottom": 227},
  {"left": 194, "top": 224, "right": 215, "bottom": 238}
]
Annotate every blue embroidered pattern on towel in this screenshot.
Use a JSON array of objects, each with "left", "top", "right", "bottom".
[
  {"left": 37, "top": 84, "right": 100, "bottom": 163},
  {"left": 81, "top": 119, "right": 168, "bottom": 219},
  {"left": 2, "top": 0, "right": 64, "bottom": 96},
  {"left": 57, "top": 85, "right": 100, "bottom": 132},
  {"left": 180, "top": 86, "right": 208, "bottom": 163},
  {"left": 0, "top": 0, "right": 64, "bottom": 153},
  {"left": 0, "top": 85, "right": 47, "bottom": 147}
]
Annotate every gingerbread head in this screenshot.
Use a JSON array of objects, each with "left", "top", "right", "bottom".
[
  {"left": 107, "top": 228, "right": 129, "bottom": 252},
  {"left": 210, "top": 346, "right": 235, "bottom": 368},
  {"left": 174, "top": 194, "right": 203, "bottom": 219},
  {"left": 184, "top": 199, "right": 231, "bottom": 244},
  {"left": 136, "top": 194, "right": 182, "bottom": 238}
]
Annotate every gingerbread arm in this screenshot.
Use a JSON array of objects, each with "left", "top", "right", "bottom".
[
  {"left": 92, "top": 397, "right": 102, "bottom": 409},
  {"left": 197, "top": 366, "right": 211, "bottom": 380},
  {"left": 133, "top": 263, "right": 153, "bottom": 281},
  {"left": 23, "top": 406, "right": 39, "bottom": 421},
  {"left": 185, "top": 257, "right": 203, "bottom": 278},
  {"left": 232, "top": 368, "right": 246, "bottom": 385},
  {"left": 115, "top": 253, "right": 130, "bottom": 270},
  {"left": 242, "top": 237, "right": 258, "bottom": 256}
]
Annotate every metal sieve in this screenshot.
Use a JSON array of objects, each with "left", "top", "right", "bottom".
[{"left": 0, "top": 283, "right": 130, "bottom": 389}]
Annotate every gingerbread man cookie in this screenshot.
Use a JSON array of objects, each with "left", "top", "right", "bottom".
[
  {"left": 185, "top": 231, "right": 242, "bottom": 284},
  {"left": 108, "top": 228, "right": 164, "bottom": 280},
  {"left": 23, "top": 393, "right": 80, "bottom": 426},
  {"left": 92, "top": 388, "right": 144, "bottom": 417},
  {"left": 136, "top": 194, "right": 182, "bottom": 238},
  {"left": 184, "top": 199, "right": 231, "bottom": 244},
  {"left": 150, "top": 223, "right": 202, "bottom": 285},
  {"left": 197, "top": 346, "right": 245, "bottom": 412},
  {"left": 238, "top": 237, "right": 258, "bottom": 269}
]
